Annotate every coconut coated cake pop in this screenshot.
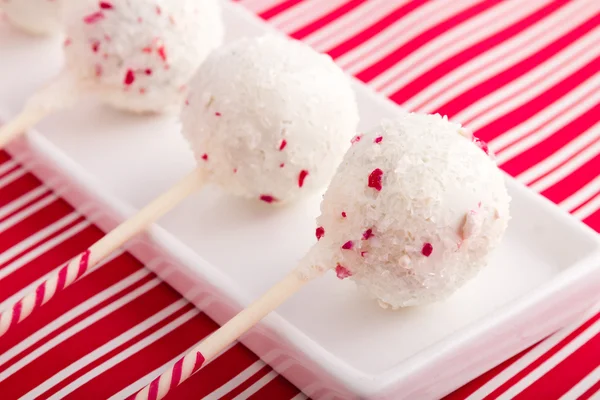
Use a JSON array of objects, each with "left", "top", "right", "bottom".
[
  {"left": 1, "top": 0, "right": 63, "bottom": 35},
  {"left": 62, "top": 0, "right": 223, "bottom": 114},
  {"left": 181, "top": 35, "right": 360, "bottom": 204},
  {"left": 303, "top": 113, "right": 510, "bottom": 308}
]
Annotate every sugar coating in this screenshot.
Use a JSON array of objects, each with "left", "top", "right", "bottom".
[
  {"left": 0, "top": 0, "right": 63, "bottom": 35},
  {"left": 303, "top": 114, "right": 510, "bottom": 308},
  {"left": 63, "top": 0, "right": 223, "bottom": 114},
  {"left": 181, "top": 35, "right": 360, "bottom": 204}
]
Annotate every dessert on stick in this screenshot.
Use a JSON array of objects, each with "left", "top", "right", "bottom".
[
  {"left": 132, "top": 113, "right": 510, "bottom": 400},
  {"left": 0, "top": 0, "right": 63, "bottom": 35},
  {"left": 0, "top": 0, "right": 224, "bottom": 148},
  {"left": 0, "top": 35, "right": 360, "bottom": 336}
]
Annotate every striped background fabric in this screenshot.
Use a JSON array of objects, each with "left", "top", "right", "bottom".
[{"left": 1, "top": 0, "right": 599, "bottom": 398}]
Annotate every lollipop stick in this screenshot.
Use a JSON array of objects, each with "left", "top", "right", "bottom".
[
  {"left": 0, "top": 168, "right": 205, "bottom": 337},
  {"left": 133, "top": 271, "right": 310, "bottom": 400},
  {"left": 0, "top": 74, "right": 82, "bottom": 149}
]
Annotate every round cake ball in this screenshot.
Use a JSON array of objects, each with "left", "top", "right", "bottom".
[
  {"left": 182, "top": 35, "right": 360, "bottom": 204},
  {"left": 62, "top": 0, "right": 223, "bottom": 114},
  {"left": 1, "top": 0, "right": 63, "bottom": 35},
  {"left": 306, "top": 114, "right": 510, "bottom": 308}
]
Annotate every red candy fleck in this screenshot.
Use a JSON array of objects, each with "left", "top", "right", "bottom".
[
  {"left": 201, "top": 154, "right": 208, "bottom": 161},
  {"left": 138, "top": 17, "right": 143, "bottom": 23},
  {"left": 91, "top": 41, "right": 100, "bottom": 52},
  {"left": 124, "top": 69, "right": 135, "bottom": 85},
  {"left": 145, "top": 68, "right": 152, "bottom": 75},
  {"left": 156, "top": 5, "right": 162, "bottom": 15},
  {"left": 351, "top": 134, "right": 362, "bottom": 144},
  {"left": 157, "top": 46, "right": 167, "bottom": 62},
  {"left": 362, "top": 228, "right": 373, "bottom": 240},
  {"left": 315, "top": 227, "right": 325, "bottom": 240},
  {"left": 360, "top": 251, "right": 368, "bottom": 257},
  {"left": 185, "top": 99, "right": 190, "bottom": 106},
  {"left": 260, "top": 195, "right": 277, "bottom": 203},
  {"left": 335, "top": 264, "right": 352, "bottom": 279},
  {"left": 422, "top": 243, "right": 433, "bottom": 257},
  {"left": 279, "top": 139, "right": 287, "bottom": 151},
  {"left": 215, "top": 112, "right": 221, "bottom": 116},
  {"left": 233, "top": 168, "right": 238, "bottom": 173},
  {"left": 341, "top": 211, "right": 347, "bottom": 218},
  {"left": 64, "top": 38, "right": 72, "bottom": 47},
  {"left": 298, "top": 170, "right": 309, "bottom": 188},
  {"left": 139, "top": 88, "right": 146, "bottom": 94},
  {"left": 99, "top": 1, "right": 113, "bottom": 9},
  {"left": 94, "top": 64, "right": 103, "bottom": 77},
  {"left": 280, "top": 163, "right": 285, "bottom": 168},
  {"left": 472, "top": 137, "right": 490, "bottom": 155},
  {"left": 142, "top": 46, "right": 153, "bottom": 53},
  {"left": 84, "top": 11, "right": 104, "bottom": 24},
  {"left": 374, "top": 136, "right": 383, "bottom": 144},
  {"left": 342, "top": 241, "right": 353, "bottom": 250},
  {"left": 368, "top": 168, "right": 383, "bottom": 191}
]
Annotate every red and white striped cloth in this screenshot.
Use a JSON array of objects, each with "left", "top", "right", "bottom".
[{"left": 1, "top": 0, "right": 599, "bottom": 398}]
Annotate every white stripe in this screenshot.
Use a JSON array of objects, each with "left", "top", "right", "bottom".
[
  {"left": 25, "top": 299, "right": 191, "bottom": 399},
  {"left": 591, "top": 388, "right": 600, "bottom": 400},
  {"left": 573, "top": 193, "right": 600, "bottom": 220},
  {"left": 456, "top": 26, "right": 600, "bottom": 129},
  {"left": 0, "top": 277, "right": 161, "bottom": 381},
  {"left": 0, "top": 192, "right": 59, "bottom": 232},
  {"left": 0, "top": 216, "right": 88, "bottom": 281},
  {"left": 204, "top": 360, "right": 268, "bottom": 400},
  {"left": 0, "top": 210, "right": 79, "bottom": 266},
  {"left": 291, "top": 393, "right": 309, "bottom": 400},
  {"left": 305, "top": 0, "right": 400, "bottom": 50},
  {"left": 496, "top": 317, "right": 600, "bottom": 400},
  {"left": 0, "top": 159, "right": 17, "bottom": 177},
  {"left": 559, "top": 365, "right": 600, "bottom": 400},
  {"left": 270, "top": 0, "right": 348, "bottom": 34},
  {"left": 232, "top": 370, "right": 279, "bottom": 400},
  {"left": 559, "top": 176, "right": 600, "bottom": 212},
  {"left": 0, "top": 166, "right": 27, "bottom": 188},
  {"left": 362, "top": 0, "right": 529, "bottom": 86},
  {"left": 517, "top": 125, "right": 600, "bottom": 185},
  {"left": 465, "top": 302, "right": 600, "bottom": 400},
  {"left": 0, "top": 186, "right": 50, "bottom": 221},
  {"left": 492, "top": 74, "right": 600, "bottom": 163},
  {"left": 397, "top": 0, "right": 595, "bottom": 106},
  {"left": 529, "top": 140, "right": 600, "bottom": 194},
  {"left": 337, "top": 0, "right": 480, "bottom": 74}
]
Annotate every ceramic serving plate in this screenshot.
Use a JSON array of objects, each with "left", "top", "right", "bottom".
[{"left": 1, "top": 3, "right": 599, "bottom": 399}]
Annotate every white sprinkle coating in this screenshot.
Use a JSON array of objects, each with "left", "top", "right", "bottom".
[
  {"left": 304, "top": 114, "right": 510, "bottom": 308},
  {"left": 63, "top": 0, "right": 223, "bottom": 114},
  {"left": 181, "top": 35, "right": 360, "bottom": 204},
  {"left": 0, "top": 0, "right": 63, "bottom": 35}
]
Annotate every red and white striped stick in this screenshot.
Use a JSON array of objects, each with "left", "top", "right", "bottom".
[
  {"left": 0, "top": 169, "right": 204, "bottom": 337},
  {"left": 132, "top": 271, "right": 309, "bottom": 400}
]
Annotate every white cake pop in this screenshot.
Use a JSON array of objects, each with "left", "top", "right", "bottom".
[
  {"left": 302, "top": 113, "right": 510, "bottom": 308},
  {"left": 62, "top": 0, "right": 224, "bottom": 114},
  {"left": 0, "top": 0, "right": 63, "bottom": 35},
  {"left": 181, "top": 35, "right": 360, "bottom": 204}
]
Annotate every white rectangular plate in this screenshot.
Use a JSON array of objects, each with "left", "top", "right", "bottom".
[{"left": 1, "top": 3, "right": 599, "bottom": 399}]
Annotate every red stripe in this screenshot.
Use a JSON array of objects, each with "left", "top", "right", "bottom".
[
  {"left": 0, "top": 150, "right": 11, "bottom": 164},
  {"left": 325, "top": 0, "right": 427, "bottom": 59},
  {"left": 259, "top": 0, "right": 303, "bottom": 20},
  {"left": 63, "top": 313, "right": 218, "bottom": 399},
  {"left": 571, "top": 189, "right": 600, "bottom": 214},
  {"left": 248, "top": 374, "right": 302, "bottom": 399},
  {"left": 0, "top": 198, "right": 74, "bottom": 253},
  {"left": 513, "top": 323, "right": 600, "bottom": 399},
  {"left": 220, "top": 365, "right": 273, "bottom": 400},
  {"left": 55, "top": 263, "right": 69, "bottom": 292},
  {"left": 0, "top": 284, "right": 182, "bottom": 398},
  {"left": 167, "top": 343, "right": 260, "bottom": 399},
  {"left": 36, "top": 304, "right": 196, "bottom": 399},
  {"left": 389, "top": 0, "right": 570, "bottom": 105},
  {"left": 148, "top": 378, "right": 159, "bottom": 400},
  {"left": 540, "top": 153, "right": 600, "bottom": 205},
  {"left": 0, "top": 172, "right": 43, "bottom": 208},
  {"left": 290, "top": 0, "right": 367, "bottom": 39},
  {"left": 76, "top": 249, "right": 91, "bottom": 279},
  {"left": 356, "top": 0, "right": 502, "bottom": 82},
  {"left": 10, "top": 300, "right": 22, "bottom": 326},
  {"left": 0, "top": 190, "right": 52, "bottom": 224},
  {"left": 578, "top": 372, "right": 600, "bottom": 399},
  {"left": 34, "top": 283, "right": 45, "bottom": 309},
  {"left": 486, "top": 312, "right": 600, "bottom": 399},
  {"left": 499, "top": 100, "right": 600, "bottom": 177},
  {"left": 434, "top": 11, "right": 600, "bottom": 119},
  {"left": 0, "top": 164, "right": 20, "bottom": 179},
  {"left": 0, "top": 252, "right": 143, "bottom": 359},
  {"left": 582, "top": 208, "right": 600, "bottom": 232},
  {"left": 0, "top": 224, "right": 100, "bottom": 303},
  {"left": 169, "top": 357, "right": 185, "bottom": 390}
]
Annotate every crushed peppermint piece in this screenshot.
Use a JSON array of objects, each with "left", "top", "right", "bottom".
[
  {"left": 351, "top": 134, "right": 362, "bottom": 144},
  {"left": 362, "top": 228, "right": 373, "bottom": 240},
  {"left": 279, "top": 139, "right": 287, "bottom": 151},
  {"left": 422, "top": 243, "right": 433, "bottom": 257},
  {"left": 368, "top": 168, "right": 383, "bottom": 191},
  {"left": 315, "top": 227, "right": 324, "bottom": 240},
  {"left": 374, "top": 136, "right": 383, "bottom": 144},
  {"left": 260, "top": 195, "right": 277, "bottom": 203},
  {"left": 99, "top": 1, "right": 113, "bottom": 9},
  {"left": 341, "top": 211, "right": 347, "bottom": 218},
  {"left": 124, "top": 69, "right": 135, "bottom": 85},
  {"left": 298, "top": 170, "right": 309, "bottom": 188},
  {"left": 342, "top": 241, "right": 353, "bottom": 250},
  {"left": 335, "top": 264, "right": 352, "bottom": 279},
  {"left": 201, "top": 154, "right": 208, "bottom": 161},
  {"left": 84, "top": 11, "right": 104, "bottom": 24}
]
